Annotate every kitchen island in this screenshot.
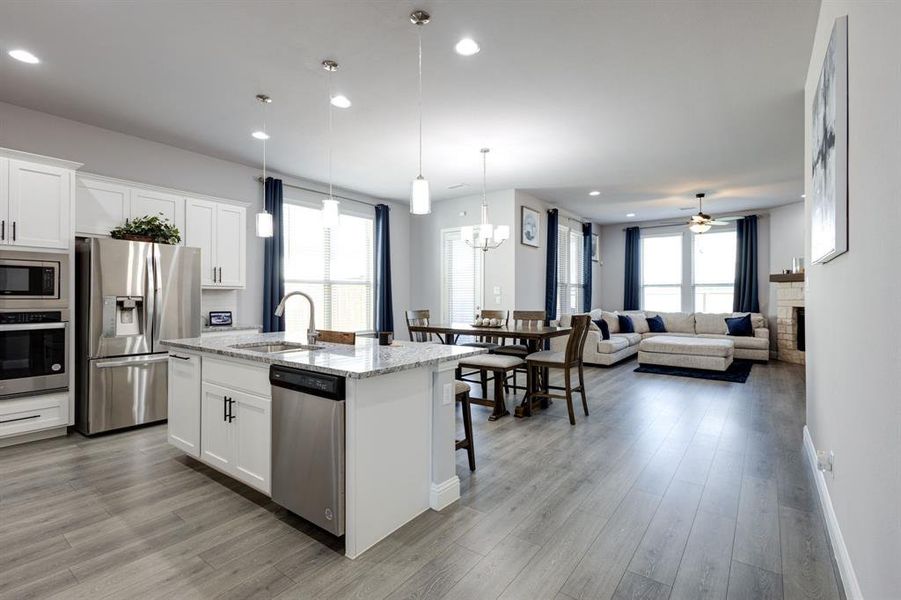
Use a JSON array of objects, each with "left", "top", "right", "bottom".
[{"left": 160, "top": 332, "right": 485, "bottom": 558}]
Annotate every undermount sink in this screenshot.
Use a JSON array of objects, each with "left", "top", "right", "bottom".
[{"left": 230, "top": 342, "right": 323, "bottom": 354}]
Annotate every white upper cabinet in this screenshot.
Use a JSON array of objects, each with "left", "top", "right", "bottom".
[
  {"left": 2, "top": 156, "right": 77, "bottom": 249},
  {"left": 75, "top": 177, "right": 131, "bottom": 236},
  {"left": 75, "top": 174, "right": 247, "bottom": 288},
  {"left": 185, "top": 198, "right": 246, "bottom": 289},
  {"left": 130, "top": 188, "right": 185, "bottom": 243},
  {"left": 214, "top": 203, "right": 245, "bottom": 288},
  {"left": 185, "top": 198, "right": 217, "bottom": 286}
]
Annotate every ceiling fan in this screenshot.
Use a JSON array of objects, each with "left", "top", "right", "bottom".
[{"left": 686, "top": 193, "right": 729, "bottom": 233}]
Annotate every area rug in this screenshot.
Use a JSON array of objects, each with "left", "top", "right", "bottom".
[{"left": 634, "top": 359, "right": 754, "bottom": 383}]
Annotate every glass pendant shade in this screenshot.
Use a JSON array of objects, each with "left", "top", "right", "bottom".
[
  {"left": 689, "top": 222, "right": 712, "bottom": 234},
  {"left": 494, "top": 225, "right": 510, "bottom": 241},
  {"left": 256, "top": 211, "right": 273, "bottom": 238},
  {"left": 461, "top": 225, "right": 473, "bottom": 241},
  {"left": 410, "top": 176, "right": 431, "bottom": 215},
  {"left": 322, "top": 198, "right": 341, "bottom": 228}
]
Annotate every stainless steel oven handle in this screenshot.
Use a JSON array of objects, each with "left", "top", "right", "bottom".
[
  {"left": 95, "top": 354, "right": 169, "bottom": 369},
  {"left": 0, "top": 322, "right": 68, "bottom": 331}
]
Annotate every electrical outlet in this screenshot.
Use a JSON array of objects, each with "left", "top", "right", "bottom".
[
  {"left": 442, "top": 382, "right": 454, "bottom": 405},
  {"left": 816, "top": 449, "right": 835, "bottom": 476},
  {"left": 495, "top": 295, "right": 502, "bottom": 305},
  {"left": 493, "top": 286, "right": 501, "bottom": 295}
]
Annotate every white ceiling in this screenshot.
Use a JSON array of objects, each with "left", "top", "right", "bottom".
[{"left": 0, "top": 0, "right": 818, "bottom": 223}]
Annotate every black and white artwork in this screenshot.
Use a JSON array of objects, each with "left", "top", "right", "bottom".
[
  {"left": 521, "top": 206, "right": 540, "bottom": 247},
  {"left": 591, "top": 233, "right": 600, "bottom": 262},
  {"left": 811, "top": 16, "right": 848, "bottom": 264}
]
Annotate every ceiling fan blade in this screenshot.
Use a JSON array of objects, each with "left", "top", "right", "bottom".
[{"left": 709, "top": 220, "right": 730, "bottom": 226}]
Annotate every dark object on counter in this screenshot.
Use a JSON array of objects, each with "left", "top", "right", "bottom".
[
  {"left": 378, "top": 331, "right": 394, "bottom": 346},
  {"left": 209, "top": 311, "right": 233, "bottom": 326}
]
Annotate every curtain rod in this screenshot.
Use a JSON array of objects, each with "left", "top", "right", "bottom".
[{"left": 255, "top": 176, "right": 381, "bottom": 208}]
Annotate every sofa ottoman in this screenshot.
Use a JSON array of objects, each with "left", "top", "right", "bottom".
[{"left": 638, "top": 335, "right": 734, "bottom": 372}]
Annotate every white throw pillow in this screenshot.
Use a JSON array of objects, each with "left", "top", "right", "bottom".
[
  {"left": 620, "top": 311, "right": 649, "bottom": 334},
  {"left": 601, "top": 310, "right": 620, "bottom": 334}
]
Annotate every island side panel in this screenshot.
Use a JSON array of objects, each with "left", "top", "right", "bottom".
[
  {"left": 430, "top": 360, "right": 461, "bottom": 510},
  {"left": 344, "top": 367, "right": 432, "bottom": 559}
]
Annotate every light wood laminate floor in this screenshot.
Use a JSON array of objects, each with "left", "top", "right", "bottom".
[{"left": 0, "top": 359, "right": 842, "bottom": 599}]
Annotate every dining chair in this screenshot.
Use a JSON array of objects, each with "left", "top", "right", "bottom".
[
  {"left": 405, "top": 309, "right": 443, "bottom": 344},
  {"left": 455, "top": 381, "right": 476, "bottom": 471},
  {"left": 524, "top": 313, "right": 591, "bottom": 425},
  {"left": 455, "top": 353, "right": 524, "bottom": 421},
  {"left": 495, "top": 310, "right": 546, "bottom": 393}
]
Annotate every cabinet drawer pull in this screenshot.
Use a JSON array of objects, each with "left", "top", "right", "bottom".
[
  {"left": 0, "top": 414, "right": 40, "bottom": 425},
  {"left": 170, "top": 354, "right": 191, "bottom": 361},
  {"left": 223, "top": 396, "right": 228, "bottom": 422},
  {"left": 227, "top": 397, "right": 235, "bottom": 422},
  {"left": 12, "top": 221, "right": 16, "bottom": 242},
  {"left": 1, "top": 220, "right": 4, "bottom": 241}
]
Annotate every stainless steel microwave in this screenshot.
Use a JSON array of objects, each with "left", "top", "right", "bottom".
[{"left": 0, "top": 251, "right": 68, "bottom": 310}]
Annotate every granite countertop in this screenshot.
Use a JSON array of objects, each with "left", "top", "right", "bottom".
[
  {"left": 201, "top": 324, "right": 261, "bottom": 333},
  {"left": 160, "top": 332, "right": 487, "bottom": 379}
]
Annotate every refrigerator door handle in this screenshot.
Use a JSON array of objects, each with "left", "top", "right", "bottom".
[
  {"left": 94, "top": 354, "right": 170, "bottom": 369},
  {"left": 151, "top": 245, "right": 163, "bottom": 348}
]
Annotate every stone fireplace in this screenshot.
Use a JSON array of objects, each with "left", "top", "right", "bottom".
[{"left": 771, "top": 273, "right": 806, "bottom": 364}]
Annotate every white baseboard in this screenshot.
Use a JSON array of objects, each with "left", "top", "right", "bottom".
[
  {"left": 430, "top": 476, "right": 460, "bottom": 510},
  {"left": 803, "top": 425, "right": 863, "bottom": 600}
]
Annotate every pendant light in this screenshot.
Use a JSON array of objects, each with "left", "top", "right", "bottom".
[
  {"left": 322, "top": 60, "right": 341, "bottom": 229},
  {"left": 409, "top": 10, "right": 431, "bottom": 215},
  {"left": 462, "top": 148, "right": 509, "bottom": 252},
  {"left": 254, "top": 94, "right": 274, "bottom": 238}
]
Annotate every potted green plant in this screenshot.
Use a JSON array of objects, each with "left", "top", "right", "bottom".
[{"left": 110, "top": 214, "right": 181, "bottom": 244}]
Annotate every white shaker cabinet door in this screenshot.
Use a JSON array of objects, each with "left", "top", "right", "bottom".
[
  {"left": 185, "top": 198, "right": 217, "bottom": 286},
  {"left": 200, "top": 382, "right": 233, "bottom": 471},
  {"left": 7, "top": 159, "right": 71, "bottom": 249},
  {"left": 231, "top": 389, "right": 271, "bottom": 494},
  {"left": 214, "top": 203, "right": 245, "bottom": 288},
  {"left": 75, "top": 177, "right": 131, "bottom": 236},
  {"left": 167, "top": 354, "right": 201, "bottom": 457}
]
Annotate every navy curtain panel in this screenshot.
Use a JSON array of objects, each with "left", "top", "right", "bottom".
[
  {"left": 262, "top": 177, "right": 285, "bottom": 332},
  {"left": 582, "top": 222, "right": 593, "bottom": 312},
  {"left": 374, "top": 204, "right": 394, "bottom": 333},
  {"left": 545, "top": 209, "right": 559, "bottom": 321},
  {"left": 623, "top": 226, "right": 641, "bottom": 310},
  {"left": 733, "top": 215, "right": 760, "bottom": 313}
]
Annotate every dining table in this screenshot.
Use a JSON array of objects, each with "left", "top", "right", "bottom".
[{"left": 406, "top": 322, "right": 572, "bottom": 418}]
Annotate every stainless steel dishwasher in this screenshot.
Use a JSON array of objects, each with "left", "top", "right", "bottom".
[{"left": 270, "top": 365, "right": 346, "bottom": 536}]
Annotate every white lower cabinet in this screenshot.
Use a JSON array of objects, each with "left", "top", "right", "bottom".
[
  {"left": 0, "top": 392, "right": 68, "bottom": 439},
  {"left": 167, "top": 354, "right": 271, "bottom": 495},
  {"left": 167, "top": 353, "right": 201, "bottom": 457}
]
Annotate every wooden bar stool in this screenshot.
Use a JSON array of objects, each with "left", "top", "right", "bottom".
[
  {"left": 455, "top": 381, "right": 476, "bottom": 471},
  {"left": 455, "top": 354, "right": 523, "bottom": 420}
]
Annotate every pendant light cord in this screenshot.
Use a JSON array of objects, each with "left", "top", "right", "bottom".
[
  {"left": 417, "top": 26, "right": 423, "bottom": 177},
  {"left": 328, "top": 69, "right": 334, "bottom": 200},
  {"left": 262, "top": 118, "right": 267, "bottom": 210}
]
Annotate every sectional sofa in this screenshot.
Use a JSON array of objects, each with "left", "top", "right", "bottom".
[{"left": 551, "top": 310, "right": 770, "bottom": 366}]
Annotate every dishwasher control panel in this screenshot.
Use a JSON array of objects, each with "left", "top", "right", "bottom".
[{"left": 270, "top": 365, "right": 346, "bottom": 400}]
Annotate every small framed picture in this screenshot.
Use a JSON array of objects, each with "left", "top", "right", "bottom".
[
  {"left": 592, "top": 233, "right": 600, "bottom": 262},
  {"left": 209, "top": 311, "right": 233, "bottom": 326},
  {"left": 521, "top": 206, "right": 540, "bottom": 247}
]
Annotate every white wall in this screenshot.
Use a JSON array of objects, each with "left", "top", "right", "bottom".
[
  {"left": 804, "top": 2, "right": 901, "bottom": 597},
  {"left": 767, "top": 201, "right": 805, "bottom": 347},
  {"left": 514, "top": 191, "right": 550, "bottom": 312},
  {"left": 0, "top": 100, "right": 410, "bottom": 332}
]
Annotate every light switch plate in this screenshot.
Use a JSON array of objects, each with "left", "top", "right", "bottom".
[
  {"left": 442, "top": 382, "right": 454, "bottom": 405},
  {"left": 493, "top": 286, "right": 501, "bottom": 295},
  {"left": 495, "top": 295, "right": 502, "bottom": 305}
]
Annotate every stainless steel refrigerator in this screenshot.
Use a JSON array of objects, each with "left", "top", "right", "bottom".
[{"left": 75, "top": 237, "right": 200, "bottom": 435}]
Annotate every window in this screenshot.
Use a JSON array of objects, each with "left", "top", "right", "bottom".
[
  {"left": 693, "top": 230, "right": 736, "bottom": 313},
  {"left": 282, "top": 201, "right": 374, "bottom": 332},
  {"left": 641, "top": 234, "right": 682, "bottom": 312},
  {"left": 441, "top": 228, "right": 483, "bottom": 323},
  {"left": 557, "top": 224, "right": 585, "bottom": 316}
]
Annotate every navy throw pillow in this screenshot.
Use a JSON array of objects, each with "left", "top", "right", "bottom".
[
  {"left": 725, "top": 314, "right": 753, "bottom": 337},
  {"left": 646, "top": 315, "right": 667, "bottom": 333},
  {"left": 617, "top": 314, "right": 635, "bottom": 333},
  {"left": 593, "top": 319, "right": 610, "bottom": 340}
]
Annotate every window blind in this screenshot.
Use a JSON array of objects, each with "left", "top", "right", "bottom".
[
  {"left": 557, "top": 223, "right": 585, "bottom": 316},
  {"left": 282, "top": 202, "right": 374, "bottom": 332},
  {"left": 441, "top": 228, "right": 483, "bottom": 324}
]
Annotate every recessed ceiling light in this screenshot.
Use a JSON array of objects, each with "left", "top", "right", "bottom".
[
  {"left": 589, "top": 190, "right": 601, "bottom": 196},
  {"left": 801, "top": 193, "right": 806, "bottom": 198},
  {"left": 251, "top": 131, "right": 270, "bottom": 140},
  {"left": 330, "top": 95, "right": 351, "bottom": 109},
  {"left": 626, "top": 213, "right": 636, "bottom": 218},
  {"left": 454, "top": 38, "right": 480, "bottom": 56},
  {"left": 8, "top": 49, "right": 40, "bottom": 64}
]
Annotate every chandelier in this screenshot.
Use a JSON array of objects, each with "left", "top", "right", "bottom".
[{"left": 462, "top": 148, "right": 509, "bottom": 252}]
